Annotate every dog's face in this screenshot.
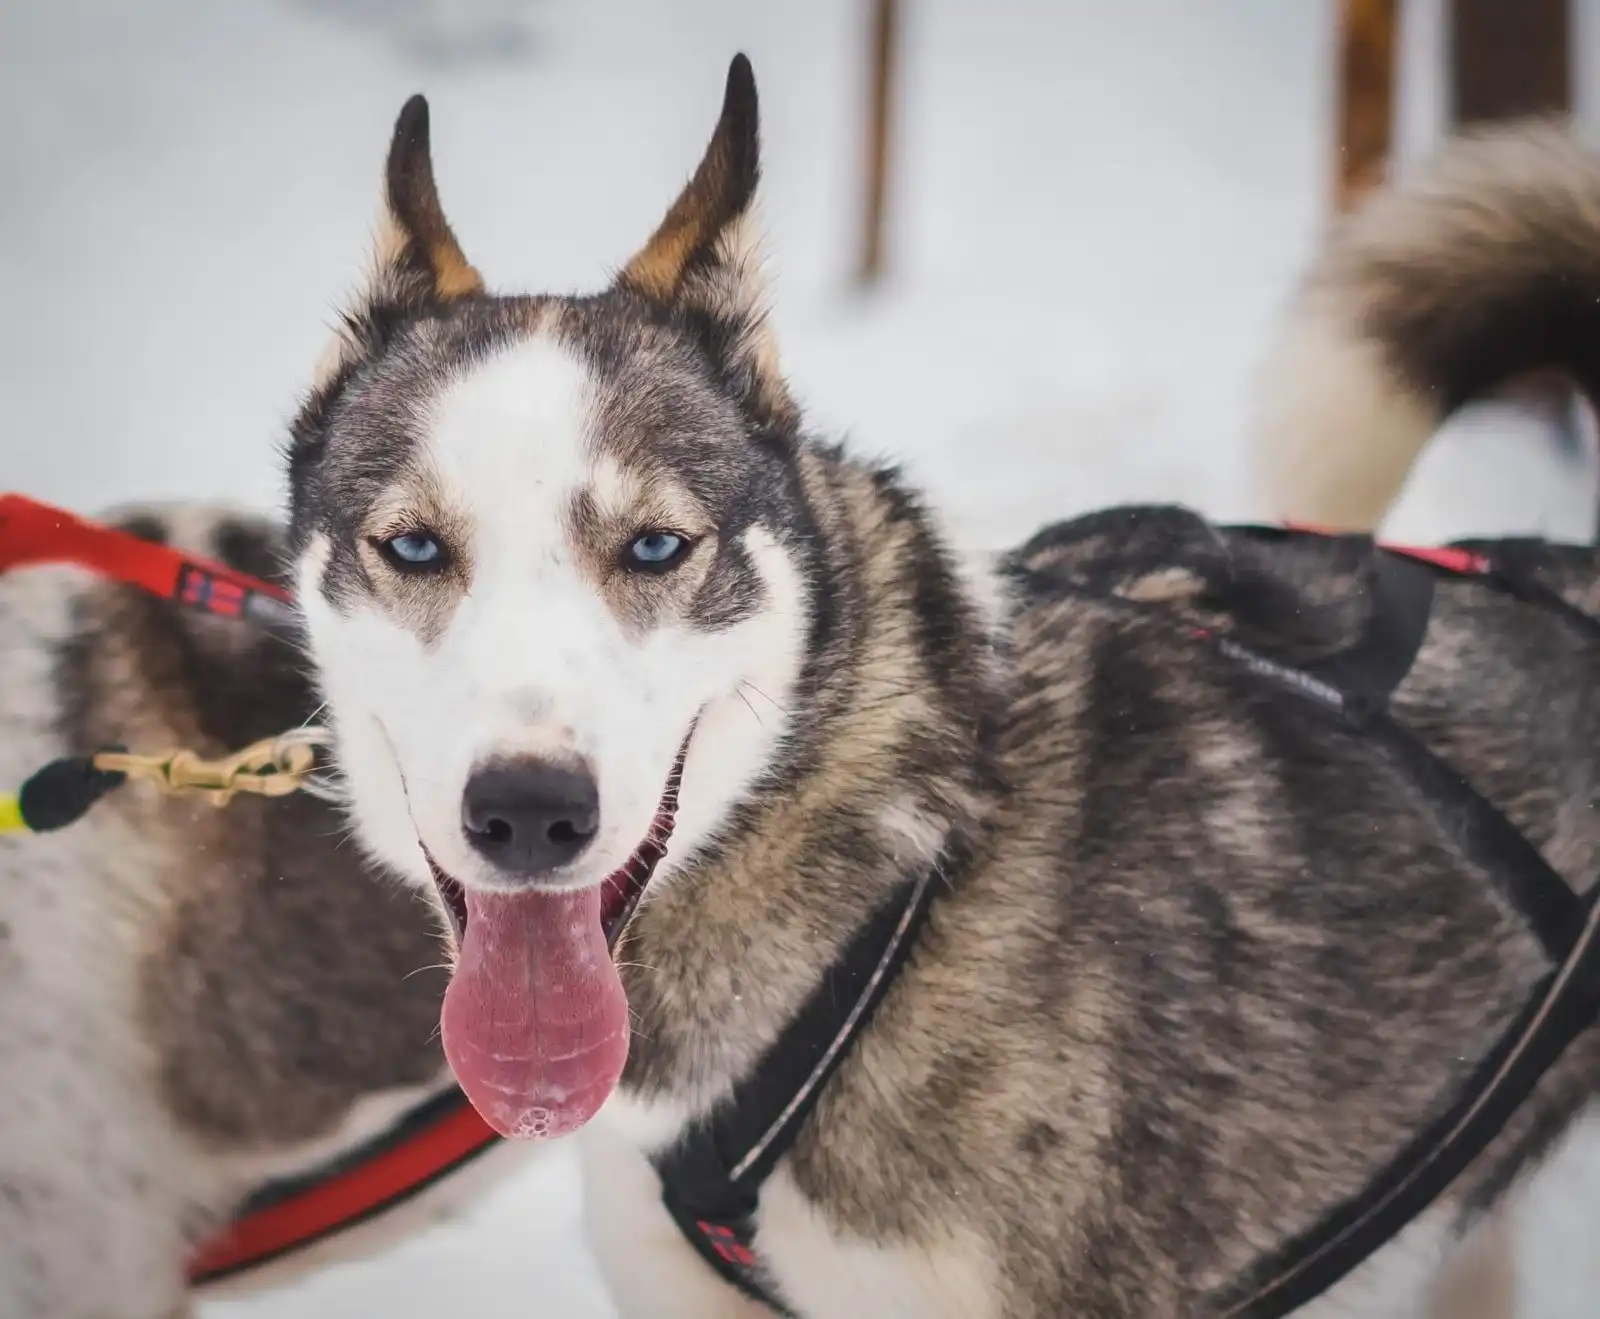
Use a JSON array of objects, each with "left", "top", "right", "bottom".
[{"left": 288, "top": 58, "right": 811, "bottom": 1137}]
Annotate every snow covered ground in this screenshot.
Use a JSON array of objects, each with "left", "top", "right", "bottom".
[{"left": 1, "top": 0, "right": 1596, "bottom": 1313}]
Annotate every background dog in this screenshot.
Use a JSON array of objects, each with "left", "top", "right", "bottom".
[
  {"left": 287, "top": 58, "right": 1599, "bottom": 1318},
  {"left": 0, "top": 506, "right": 518, "bottom": 1318}
]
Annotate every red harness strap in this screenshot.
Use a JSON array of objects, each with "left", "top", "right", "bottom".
[
  {"left": 0, "top": 491, "right": 501, "bottom": 1286},
  {"left": 187, "top": 1091, "right": 499, "bottom": 1285},
  {"left": 1281, "top": 519, "right": 1491, "bottom": 576}
]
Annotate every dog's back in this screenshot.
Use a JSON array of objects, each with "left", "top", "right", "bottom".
[{"left": 0, "top": 506, "right": 452, "bottom": 1317}]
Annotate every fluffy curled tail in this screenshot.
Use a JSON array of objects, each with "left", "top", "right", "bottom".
[{"left": 1253, "top": 121, "right": 1600, "bottom": 530}]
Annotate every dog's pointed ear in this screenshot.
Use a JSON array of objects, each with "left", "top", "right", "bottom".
[
  {"left": 314, "top": 96, "right": 483, "bottom": 386},
  {"left": 377, "top": 97, "right": 483, "bottom": 304},
  {"left": 618, "top": 56, "right": 795, "bottom": 427},
  {"left": 620, "top": 56, "right": 760, "bottom": 302},
  {"left": 377, "top": 95, "right": 484, "bottom": 303}
]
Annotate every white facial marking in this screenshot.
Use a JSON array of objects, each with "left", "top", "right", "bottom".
[{"left": 298, "top": 333, "right": 809, "bottom": 907}]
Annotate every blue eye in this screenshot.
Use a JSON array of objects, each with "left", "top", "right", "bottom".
[
  {"left": 627, "top": 531, "right": 687, "bottom": 568},
  {"left": 381, "top": 531, "right": 443, "bottom": 568}
]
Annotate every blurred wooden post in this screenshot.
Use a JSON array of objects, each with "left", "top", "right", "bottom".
[
  {"left": 857, "top": 0, "right": 900, "bottom": 287},
  {"left": 1449, "top": 0, "right": 1570, "bottom": 125},
  {"left": 1334, "top": 0, "right": 1398, "bottom": 213}
]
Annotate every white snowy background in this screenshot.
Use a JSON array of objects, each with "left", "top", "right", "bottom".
[{"left": 1, "top": 0, "right": 1596, "bottom": 1313}]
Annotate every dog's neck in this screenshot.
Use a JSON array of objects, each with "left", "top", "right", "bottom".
[{"left": 618, "top": 439, "right": 1008, "bottom": 1119}]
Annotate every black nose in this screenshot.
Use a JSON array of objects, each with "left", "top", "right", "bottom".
[{"left": 461, "top": 759, "right": 600, "bottom": 875}]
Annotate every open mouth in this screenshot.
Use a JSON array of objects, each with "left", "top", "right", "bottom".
[
  {"left": 597, "top": 744, "right": 686, "bottom": 948},
  {"left": 424, "top": 735, "right": 688, "bottom": 956},
  {"left": 425, "top": 728, "right": 694, "bottom": 1140}
]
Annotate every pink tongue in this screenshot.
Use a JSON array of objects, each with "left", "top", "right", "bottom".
[{"left": 440, "top": 884, "right": 629, "bottom": 1140}]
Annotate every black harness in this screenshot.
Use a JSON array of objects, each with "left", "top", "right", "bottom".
[{"left": 650, "top": 524, "right": 1600, "bottom": 1318}]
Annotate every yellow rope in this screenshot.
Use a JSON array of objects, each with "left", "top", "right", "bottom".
[{"left": 0, "top": 795, "right": 27, "bottom": 834}]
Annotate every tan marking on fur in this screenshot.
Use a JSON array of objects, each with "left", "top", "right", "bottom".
[
  {"left": 620, "top": 111, "right": 752, "bottom": 303},
  {"left": 616, "top": 65, "right": 796, "bottom": 429},
  {"left": 311, "top": 111, "right": 484, "bottom": 388},
  {"left": 877, "top": 795, "right": 946, "bottom": 865},
  {"left": 589, "top": 451, "right": 646, "bottom": 521},
  {"left": 1120, "top": 566, "right": 1207, "bottom": 603},
  {"left": 623, "top": 225, "right": 701, "bottom": 304},
  {"left": 428, "top": 241, "right": 482, "bottom": 299},
  {"left": 566, "top": 471, "right": 716, "bottom": 638},
  {"left": 358, "top": 467, "right": 475, "bottom": 647},
  {"left": 1192, "top": 730, "right": 1278, "bottom": 859}
]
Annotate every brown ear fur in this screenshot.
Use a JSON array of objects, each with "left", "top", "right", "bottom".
[
  {"left": 378, "top": 95, "right": 484, "bottom": 303},
  {"left": 619, "top": 55, "right": 794, "bottom": 427},
  {"left": 311, "top": 96, "right": 482, "bottom": 388},
  {"left": 620, "top": 55, "right": 761, "bottom": 301}
]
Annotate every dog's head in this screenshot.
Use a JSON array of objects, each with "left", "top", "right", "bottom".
[{"left": 287, "top": 57, "right": 811, "bottom": 1138}]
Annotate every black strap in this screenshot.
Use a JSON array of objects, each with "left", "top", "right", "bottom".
[
  {"left": 1204, "top": 546, "right": 1599, "bottom": 1318},
  {"left": 1298, "top": 550, "right": 1436, "bottom": 715},
  {"left": 1220, "top": 886, "right": 1600, "bottom": 1318},
  {"left": 1481, "top": 554, "right": 1600, "bottom": 644},
  {"left": 1362, "top": 714, "right": 1585, "bottom": 961},
  {"left": 653, "top": 853, "right": 948, "bottom": 1315}
]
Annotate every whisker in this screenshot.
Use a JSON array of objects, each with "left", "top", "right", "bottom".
[
  {"left": 736, "top": 686, "right": 763, "bottom": 728},
  {"left": 740, "top": 681, "right": 792, "bottom": 717}
]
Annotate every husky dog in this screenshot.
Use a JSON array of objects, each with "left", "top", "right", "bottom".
[
  {"left": 1254, "top": 121, "right": 1600, "bottom": 537},
  {"left": 0, "top": 508, "right": 504, "bottom": 1318},
  {"left": 288, "top": 58, "right": 1599, "bottom": 1318}
]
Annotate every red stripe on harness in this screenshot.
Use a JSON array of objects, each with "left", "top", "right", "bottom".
[
  {"left": 1281, "top": 519, "right": 1491, "bottom": 576},
  {"left": 0, "top": 492, "right": 502, "bottom": 1283},
  {"left": 0, "top": 493, "right": 293, "bottom": 609},
  {"left": 186, "top": 1098, "right": 499, "bottom": 1284}
]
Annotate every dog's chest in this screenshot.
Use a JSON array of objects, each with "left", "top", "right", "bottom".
[
  {"left": 754, "top": 1168, "right": 1001, "bottom": 1319},
  {"left": 582, "top": 1103, "right": 1000, "bottom": 1319}
]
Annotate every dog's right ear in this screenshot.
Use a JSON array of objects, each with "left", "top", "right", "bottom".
[{"left": 313, "top": 96, "right": 484, "bottom": 386}]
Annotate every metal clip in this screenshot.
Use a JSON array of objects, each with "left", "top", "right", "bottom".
[{"left": 93, "top": 726, "right": 335, "bottom": 808}]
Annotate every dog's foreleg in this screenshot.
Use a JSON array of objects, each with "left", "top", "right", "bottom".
[
  {"left": 578, "top": 1123, "right": 772, "bottom": 1319},
  {"left": 1425, "top": 1211, "right": 1517, "bottom": 1319}
]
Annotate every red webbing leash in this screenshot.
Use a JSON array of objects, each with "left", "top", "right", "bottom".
[{"left": 0, "top": 493, "right": 297, "bottom": 627}]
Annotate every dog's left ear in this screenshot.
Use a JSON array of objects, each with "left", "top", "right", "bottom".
[
  {"left": 376, "top": 95, "right": 485, "bottom": 304},
  {"left": 618, "top": 55, "right": 795, "bottom": 428},
  {"left": 314, "top": 96, "right": 484, "bottom": 386}
]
